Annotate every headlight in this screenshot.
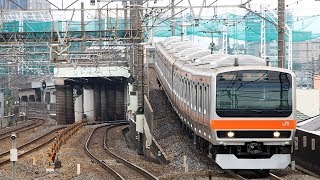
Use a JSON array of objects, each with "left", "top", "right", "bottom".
[
  {"left": 227, "top": 131, "right": 235, "bottom": 138},
  {"left": 273, "top": 131, "right": 280, "bottom": 138}
]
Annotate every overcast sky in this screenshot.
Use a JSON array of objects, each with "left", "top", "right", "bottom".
[
  {"left": 45, "top": 0, "right": 320, "bottom": 33},
  {"left": 47, "top": 0, "right": 320, "bottom": 17}
]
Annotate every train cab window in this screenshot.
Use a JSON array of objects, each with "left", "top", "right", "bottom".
[{"left": 216, "top": 70, "right": 293, "bottom": 117}]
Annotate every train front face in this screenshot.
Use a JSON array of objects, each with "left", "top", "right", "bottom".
[{"left": 211, "top": 67, "right": 296, "bottom": 170}]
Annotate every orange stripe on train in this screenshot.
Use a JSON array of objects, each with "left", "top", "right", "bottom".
[{"left": 210, "top": 120, "right": 296, "bottom": 130}]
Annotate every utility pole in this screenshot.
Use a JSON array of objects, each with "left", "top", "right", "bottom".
[
  {"left": 278, "top": 0, "right": 285, "bottom": 68},
  {"left": 210, "top": 32, "right": 214, "bottom": 54},
  {"left": 170, "top": 0, "right": 175, "bottom": 36},
  {"left": 80, "top": 2, "right": 85, "bottom": 52},
  {"left": 130, "top": 0, "right": 144, "bottom": 155}
]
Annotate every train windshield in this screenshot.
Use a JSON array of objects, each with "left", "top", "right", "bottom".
[{"left": 216, "top": 70, "right": 292, "bottom": 117}]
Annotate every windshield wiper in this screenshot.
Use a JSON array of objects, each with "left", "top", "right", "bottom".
[
  {"left": 251, "top": 110, "right": 263, "bottom": 113},
  {"left": 274, "top": 110, "right": 288, "bottom": 113}
]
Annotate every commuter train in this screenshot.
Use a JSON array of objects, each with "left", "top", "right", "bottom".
[{"left": 154, "top": 37, "right": 296, "bottom": 170}]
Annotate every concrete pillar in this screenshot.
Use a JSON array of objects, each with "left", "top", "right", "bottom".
[
  {"left": 83, "top": 85, "right": 95, "bottom": 123},
  {"left": 74, "top": 86, "right": 83, "bottom": 122},
  {"left": 55, "top": 85, "right": 66, "bottom": 125},
  {"left": 65, "top": 85, "right": 75, "bottom": 124},
  {"left": 101, "top": 85, "right": 107, "bottom": 122},
  {"left": 94, "top": 83, "right": 101, "bottom": 122}
]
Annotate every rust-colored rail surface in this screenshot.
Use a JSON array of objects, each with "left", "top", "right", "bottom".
[
  {"left": 0, "top": 119, "right": 45, "bottom": 141},
  {"left": 0, "top": 126, "right": 66, "bottom": 166},
  {"left": 85, "top": 123, "right": 158, "bottom": 180}
]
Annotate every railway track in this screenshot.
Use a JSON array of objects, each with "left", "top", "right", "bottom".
[
  {"left": 269, "top": 173, "right": 284, "bottom": 180},
  {"left": 85, "top": 124, "right": 158, "bottom": 180},
  {"left": 225, "top": 169, "right": 284, "bottom": 180},
  {"left": 0, "top": 126, "right": 66, "bottom": 166},
  {"left": 0, "top": 119, "right": 45, "bottom": 140}
]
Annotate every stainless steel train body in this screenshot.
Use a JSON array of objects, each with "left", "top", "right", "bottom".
[{"left": 154, "top": 37, "right": 296, "bottom": 170}]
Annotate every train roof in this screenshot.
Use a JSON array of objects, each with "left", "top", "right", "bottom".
[
  {"left": 180, "top": 50, "right": 212, "bottom": 62},
  {"left": 157, "top": 39, "right": 269, "bottom": 70},
  {"left": 167, "top": 41, "right": 191, "bottom": 50},
  {"left": 169, "top": 44, "right": 194, "bottom": 53},
  {"left": 210, "top": 55, "right": 266, "bottom": 68},
  {"left": 193, "top": 54, "right": 227, "bottom": 63},
  {"left": 176, "top": 46, "right": 202, "bottom": 57},
  {"left": 163, "top": 38, "right": 190, "bottom": 48},
  {"left": 174, "top": 47, "right": 203, "bottom": 58},
  {"left": 163, "top": 36, "right": 181, "bottom": 43}
]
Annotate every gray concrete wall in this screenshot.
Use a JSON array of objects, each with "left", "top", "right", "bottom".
[
  {"left": 295, "top": 129, "right": 320, "bottom": 176},
  {"left": 296, "top": 89, "right": 320, "bottom": 117}
]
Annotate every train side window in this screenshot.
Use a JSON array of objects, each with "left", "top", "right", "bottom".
[
  {"left": 204, "top": 86, "right": 207, "bottom": 115},
  {"left": 186, "top": 80, "right": 188, "bottom": 105},
  {"left": 184, "top": 79, "right": 186, "bottom": 104},
  {"left": 199, "top": 85, "right": 202, "bottom": 113},
  {"left": 185, "top": 79, "right": 187, "bottom": 103},
  {"left": 176, "top": 75, "right": 178, "bottom": 97},
  {"left": 184, "top": 79, "right": 186, "bottom": 103},
  {"left": 170, "top": 68, "right": 172, "bottom": 85},
  {"left": 190, "top": 83, "right": 193, "bottom": 109},
  {"left": 175, "top": 74, "right": 178, "bottom": 95},
  {"left": 181, "top": 78, "right": 183, "bottom": 100},
  {"left": 179, "top": 77, "right": 182, "bottom": 100},
  {"left": 187, "top": 81, "right": 190, "bottom": 106},
  {"left": 178, "top": 77, "right": 181, "bottom": 100},
  {"left": 194, "top": 85, "right": 197, "bottom": 111},
  {"left": 173, "top": 73, "right": 176, "bottom": 94},
  {"left": 182, "top": 78, "right": 184, "bottom": 102},
  {"left": 182, "top": 78, "right": 184, "bottom": 101},
  {"left": 173, "top": 73, "right": 175, "bottom": 91},
  {"left": 179, "top": 78, "right": 182, "bottom": 100}
]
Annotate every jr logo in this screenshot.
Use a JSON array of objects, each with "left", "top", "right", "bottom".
[{"left": 282, "top": 121, "right": 290, "bottom": 126}]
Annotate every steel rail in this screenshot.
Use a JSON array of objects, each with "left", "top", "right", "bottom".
[
  {"left": 0, "top": 119, "right": 38, "bottom": 136},
  {"left": 85, "top": 124, "right": 124, "bottom": 180},
  {"left": 104, "top": 125, "right": 159, "bottom": 180},
  {"left": 0, "top": 119, "right": 45, "bottom": 141},
  {"left": 0, "top": 126, "right": 66, "bottom": 166},
  {"left": 269, "top": 173, "right": 284, "bottom": 180}
]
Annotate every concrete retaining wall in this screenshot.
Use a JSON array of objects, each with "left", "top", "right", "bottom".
[
  {"left": 296, "top": 89, "right": 320, "bottom": 117},
  {"left": 294, "top": 128, "right": 320, "bottom": 175}
]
